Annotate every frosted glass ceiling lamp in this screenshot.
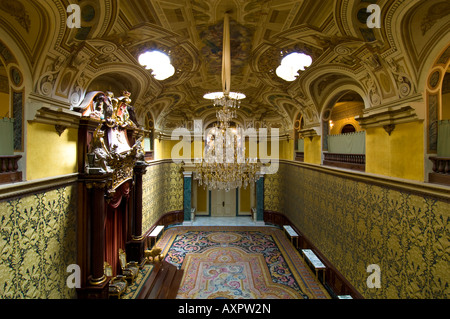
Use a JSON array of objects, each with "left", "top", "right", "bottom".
[
  {"left": 138, "top": 50, "right": 175, "bottom": 81},
  {"left": 276, "top": 52, "right": 312, "bottom": 82},
  {"left": 203, "top": 92, "right": 246, "bottom": 100}
]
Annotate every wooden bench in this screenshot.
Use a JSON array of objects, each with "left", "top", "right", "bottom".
[
  {"left": 283, "top": 225, "right": 299, "bottom": 248},
  {"left": 148, "top": 225, "right": 164, "bottom": 247},
  {"left": 301, "top": 249, "right": 326, "bottom": 282}
]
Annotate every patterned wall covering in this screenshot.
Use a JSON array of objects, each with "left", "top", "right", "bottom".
[
  {"left": 142, "top": 161, "right": 184, "bottom": 234},
  {"left": 265, "top": 162, "right": 449, "bottom": 299},
  {"left": 0, "top": 185, "right": 77, "bottom": 299}
]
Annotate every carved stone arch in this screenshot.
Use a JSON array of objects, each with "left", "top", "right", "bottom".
[
  {"left": 395, "top": 0, "right": 450, "bottom": 85},
  {"left": 263, "top": 93, "right": 296, "bottom": 122},
  {"left": 424, "top": 44, "right": 450, "bottom": 154},
  {"left": 293, "top": 111, "right": 304, "bottom": 131},
  {"left": 0, "top": 36, "right": 33, "bottom": 178},
  {"left": 320, "top": 85, "right": 368, "bottom": 152},
  {"left": 304, "top": 65, "right": 368, "bottom": 115},
  {"left": 77, "top": 64, "right": 153, "bottom": 110},
  {"left": 144, "top": 111, "right": 155, "bottom": 131},
  {"left": 417, "top": 39, "right": 450, "bottom": 94}
]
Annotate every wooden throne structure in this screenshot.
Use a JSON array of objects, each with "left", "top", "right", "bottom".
[{"left": 75, "top": 91, "right": 148, "bottom": 299}]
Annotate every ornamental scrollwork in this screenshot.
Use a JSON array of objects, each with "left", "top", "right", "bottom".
[{"left": 77, "top": 90, "right": 145, "bottom": 191}]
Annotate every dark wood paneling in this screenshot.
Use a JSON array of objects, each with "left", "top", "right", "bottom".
[{"left": 323, "top": 153, "right": 365, "bottom": 172}]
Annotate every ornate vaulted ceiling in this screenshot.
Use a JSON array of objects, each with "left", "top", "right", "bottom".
[{"left": 0, "top": 0, "right": 449, "bottom": 135}]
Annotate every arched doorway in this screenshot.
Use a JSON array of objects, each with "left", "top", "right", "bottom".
[
  {"left": 0, "top": 41, "right": 24, "bottom": 184},
  {"left": 322, "top": 91, "right": 366, "bottom": 171},
  {"left": 426, "top": 45, "right": 450, "bottom": 186}
]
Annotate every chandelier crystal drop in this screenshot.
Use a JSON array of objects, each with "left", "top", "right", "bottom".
[{"left": 194, "top": 13, "right": 260, "bottom": 191}]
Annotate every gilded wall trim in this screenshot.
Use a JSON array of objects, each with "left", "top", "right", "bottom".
[
  {"left": 265, "top": 160, "right": 450, "bottom": 299},
  {"left": 279, "top": 160, "right": 450, "bottom": 201}
]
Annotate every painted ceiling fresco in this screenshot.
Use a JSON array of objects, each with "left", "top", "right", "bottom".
[{"left": 0, "top": 0, "right": 449, "bottom": 135}]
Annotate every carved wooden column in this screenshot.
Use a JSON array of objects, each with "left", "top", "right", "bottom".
[
  {"left": 88, "top": 177, "right": 108, "bottom": 284},
  {"left": 77, "top": 173, "right": 111, "bottom": 299},
  {"left": 133, "top": 162, "right": 147, "bottom": 237},
  {"left": 126, "top": 162, "right": 148, "bottom": 264}
]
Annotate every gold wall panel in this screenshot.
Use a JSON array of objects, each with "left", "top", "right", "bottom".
[
  {"left": 265, "top": 162, "right": 449, "bottom": 299},
  {"left": 141, "top": 161, "right": 184, "bottom": 233},
  {"left": 0, "top": 185, "right": 77, "bottom": 299}
]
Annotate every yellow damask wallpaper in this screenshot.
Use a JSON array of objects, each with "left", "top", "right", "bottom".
[
  {"left": 0, "top": 185, "right": 77, "bottom": 299},
  {"left": 265, "top": 162, "right": 449, "bottom": 299},
  {"left": 141, "top": 161, "right": 184, "bottom": 233}
]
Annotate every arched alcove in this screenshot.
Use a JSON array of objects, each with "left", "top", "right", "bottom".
[
  {"left": 321, "top": 90, "right": 366, "bottom": 171},
  {"left": 0, "top": 39, "right": 26, "bottom": 184},
  {"left": 328, "top": 91, "right": 364, "bottom": 135},
  {"left": 87, "top": 72, "right": 140, "bottom": 99}
]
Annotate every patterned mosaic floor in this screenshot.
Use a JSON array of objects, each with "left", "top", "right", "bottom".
[{"left": 157, "top": 226, "right": 330, "bottom": 299}]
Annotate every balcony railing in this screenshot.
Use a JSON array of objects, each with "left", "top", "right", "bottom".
[
  {"left": 429, "top": 156, "right": 450, "bottom": 186},
  {"left": 0, "top": 155, "right": 22, "bottom": 184},
  {"left": 295, "top": 151, "right": 304, "bottom": 162},
  {"left": 323, "top": 153, "right": 365, "bottom": 172}
]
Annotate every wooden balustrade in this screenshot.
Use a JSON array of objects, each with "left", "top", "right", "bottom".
[
  {"left": 295, "top": 151, "right": 304, "bottom": 162},
  {"left": 323, "top": 153, "right": 365, "bottom": 172},
  {"left": 429, "top": 156, "right": 450, "bottom": 186},
  {"left": 0, "top": 155, "right": 22, "bottom": 184}
]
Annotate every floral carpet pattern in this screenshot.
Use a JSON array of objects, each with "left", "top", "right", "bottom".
[{"left": 158, "top": 226, "right": 330, "bottom": 299}]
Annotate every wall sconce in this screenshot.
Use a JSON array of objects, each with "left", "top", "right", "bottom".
[{"left": 329, "top": 120, "right": 334, "bottom": 129}]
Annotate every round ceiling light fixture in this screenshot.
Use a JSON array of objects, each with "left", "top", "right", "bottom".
[
  {"left": 276, "top": 52, "right": 312, "bottom": 81},
  {"left": 203, "top": 92, "right": 246, "bottom": 100},
  {"left": 138, "top": 50, "right": 175, "bottom": 81}
]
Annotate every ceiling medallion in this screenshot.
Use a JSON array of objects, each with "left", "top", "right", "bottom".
[{"left": 194, "top": 13, "right": 260, "bottom": 192}]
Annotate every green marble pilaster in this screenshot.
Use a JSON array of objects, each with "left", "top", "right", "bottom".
[
  {"left": 256, "top": 174, "right": 264, "bottom": 222},
  {"left": 183, "top": 171, "right": 192, "bottom": 221}
]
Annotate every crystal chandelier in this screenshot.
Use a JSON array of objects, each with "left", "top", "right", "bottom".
[{"left": 194, "top": 13, "right": 260, "bottom": 191}]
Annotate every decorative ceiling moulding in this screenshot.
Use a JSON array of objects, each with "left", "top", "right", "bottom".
[{"left": 24, "top": 0, "right": 445, "bottom": 139}]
